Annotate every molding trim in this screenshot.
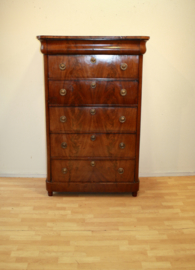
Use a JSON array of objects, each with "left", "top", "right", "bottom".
[
  {"left": 0, "top": 172, "right": 194, "bottom": 178},
  {"left": 0, "top": 173, "right": 46, "bottom": 178},
  {"left": 139, "top": 171, "right": 195, "bottom": 177}
]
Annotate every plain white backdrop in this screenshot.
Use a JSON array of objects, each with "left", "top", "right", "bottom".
[{"left": 0, "top": 0, "right": 195, "bottom": 177}]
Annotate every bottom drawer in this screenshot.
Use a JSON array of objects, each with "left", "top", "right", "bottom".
[{"left": 51, "top": 160, "right": 135, "bottom": 183}]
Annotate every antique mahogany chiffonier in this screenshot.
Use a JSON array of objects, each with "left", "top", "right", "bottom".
[{"left": 37, "top": 36, "right": 149, "bottom": 197}]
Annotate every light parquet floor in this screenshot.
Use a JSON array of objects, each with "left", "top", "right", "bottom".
[{"left": 0, "top": 176, "right": 195, "bottom": 270}]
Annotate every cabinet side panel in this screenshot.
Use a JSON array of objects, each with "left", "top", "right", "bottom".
[
  {"left": 135, "top": 55, "right": 143, "bottom": 181},
  {"left": 44, "top": 55, "right": 51, "bottom": 182}
]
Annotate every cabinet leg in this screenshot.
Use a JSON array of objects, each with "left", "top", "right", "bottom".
[
  {"left": 132, "top": 191, "right": 137, "bottom": 197},
  {"left": 48, "top": 191, "right": 53, "bottom": 196}
]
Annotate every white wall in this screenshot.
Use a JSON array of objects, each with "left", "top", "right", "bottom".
[{"left": 0, "top": 0, "right": 195, "bottom": 177}]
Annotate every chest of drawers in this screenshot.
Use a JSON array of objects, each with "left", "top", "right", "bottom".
[{"left": 37, "top": 36, "right": 149, "bottom": 197}]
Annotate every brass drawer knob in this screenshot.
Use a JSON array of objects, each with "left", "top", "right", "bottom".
[
  {"left": 90, "top": 57, "right": 96, "bottom": 63},
  {"left": 90, "top": 108, "right": 96, "bottom": 115},
  {"left": 120, "top": 89, "right": 127, "bottom": 96},
  {"left": 119, "top": 142, "right": 125, "bottom": 149},
  {"left": 59, "top": 63, "right": 66, "bottom": 70},
  {"left": 119, "top": 116, "right": 126, "bottom": 123},
  {"left": 61, "top": 142, "right": 67, "bottom": 149},
  {"left": 118, "top": 168, "right": 124, "bottom": 174},
  {"left": 91, "top": 161, "right": 95, "bottom": 167},
  {"left": 91, "top": 135, "right": 96, "bottom": 141},
  {"left": 62, "top": 168, "right": 67, "bottom": 174},
  {"left": 60, "top": 89, "right": 66, "bottom": 96},
  {"left": 120, "top": 63, "right": 128, "bottom": 71},
  {"left": 60, "top": 116, "right": 67, "bottom": 123},
  {"left": 91, "top": 81, "right": 96, "bottom": 88}
]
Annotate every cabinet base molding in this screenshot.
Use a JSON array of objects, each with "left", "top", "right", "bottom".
[{"left": 46, "top": 179, "right": 139, "bottom": 195}]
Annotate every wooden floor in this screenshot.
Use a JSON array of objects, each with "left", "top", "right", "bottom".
[{"left": 0, "top": 176, "right": 195, "bottom": 270}]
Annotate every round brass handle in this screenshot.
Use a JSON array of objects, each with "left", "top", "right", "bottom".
[
  {"left": 91, "top": 135, "right": 96, "bottom": 141},
  {"left": 90, "top": 57, "right": 96, "bottom": 63},
  {"left": 119, "top": 142, "right": 125, "bottom": 149},
  {"left": 118, "top": 168, "right": 124, "bottom": 174},
  {"left": 60, "top": 116, "right": 67, "bottom": 123},
  {"left": 60, "top": 89, "right": 66, "bottom": 96},
  {"left": 91, "top": 81, "right": 96, "bottom": 89},
  {"left": 120, "top": 89, "right": 127, "bottom": 96},
  {"left": 62, "top": 168, "right": 67, "bottom": 174},
  {"left": 90, "top": 108, "right": 96, "bottom": 115},
  {"left": 120, "top": 63, "right": 128, "bottom": 71},
  {"left": 59, "top": 63, "right": 66, "bottom": 70},
  {"left": 119, "top": 116, "right": 126, "bottom": 123},
  {"left": 61, "top": 142, "right": 67, "bottom": 149},
  {"left": 91, "top": 161, "right": 95, "bottom": 167}
]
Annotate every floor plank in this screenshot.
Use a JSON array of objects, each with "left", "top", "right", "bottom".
[{"left": 0, "top": 176, "right": 195, "bottom": 269}]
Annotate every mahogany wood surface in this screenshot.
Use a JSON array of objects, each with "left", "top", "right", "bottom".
[
  {"left": 46, "top": 179, "right": 139, "bottom": 193},
  {"left": 37, "top": 36, "right": 149, "bottom": 196},
  {"left": 48, "top": 80, "right": 138, "bottom": 106},
  {"left": 37, "top": 35, "right": 150, "bottom": 40},
  {"left": 37, "top": 36, "right": 150, "bottom": 55},
  {"left": 135, "top": 55, "right": 143, "bottom": 181},
  {"left": 43, "top": 55, "right": 51, "bottom": 182},
  {"left": 49, "top": 107, "right": 137, "bottom": 133},
  {"left": 51, "top": 159, "right": 135, "bottom": 183},
  {"left": 48, "top": 55, "right": 139, "bottom": 79},
  {"left": 50, "top": 133, "right": 136, "bottom": 158}
]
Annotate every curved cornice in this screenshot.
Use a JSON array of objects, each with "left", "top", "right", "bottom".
[{"left": 37, "top": 36, "right": 149, "bottom": 55}]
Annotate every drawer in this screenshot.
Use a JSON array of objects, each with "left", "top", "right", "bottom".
[
  {"left": 49, "top": 107, "right": 137, "bottom": 133},
  {"left": 51, "top": 160, "right": 135, "bottom": 182},
  {"left": 49, "top": 80, "right": 138, "bottom": 105},
  {"left": 50, "top": 133, "right": 136, "bottom": 158},
  {"left": 48, "top": 55, "right": 139, "bottom": 79}
]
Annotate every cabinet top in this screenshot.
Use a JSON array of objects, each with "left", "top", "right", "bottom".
[{"left": 37, "top": 35, "right": 150, "bottom": 41}]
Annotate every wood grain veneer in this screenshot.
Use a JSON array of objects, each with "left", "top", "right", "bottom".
[
  {"left": 48, "top": 55, "right": 139, "bottom": 79},
  {"left": 50, "top": 133, "right": 136, "bottom": 158},
  {"left": 49, "top": 107, "right": 137, "bottom": 133},
  {"left": 37, "top": 36, "right": 149, "bottom": 196},
  {"left": 48, "top": 80, "right": 138, "bottom": 106}
]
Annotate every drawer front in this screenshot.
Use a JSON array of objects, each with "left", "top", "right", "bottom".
[
  {"left": 50, "top": 134, "right": 136, "bottom": 158},
  {"left": 49, "top": 107, "right": 137, "bottom": 133},
  {"left": 48, "top": 55, "right": 139, "bottom": 79},
  {"left": 51, "top": 160, "right": 135, "bottom": 182},
  {"left": 49, "top": 80, "right": 138, "bottom": 105}
]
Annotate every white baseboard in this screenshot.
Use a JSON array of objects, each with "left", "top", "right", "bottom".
[
  {"left": 0, "top": 172, "right": 194, "bottom": 178},
  {"left": 139, "top": 171, "right": 195, "bottom": 177},
  {"left": 0, "top": 173, "right": 47, "bottom": 178}
]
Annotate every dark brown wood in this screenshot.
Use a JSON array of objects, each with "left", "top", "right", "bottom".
[
  {"left": 132, "top": 191, "right": 137, "bottom": 197},
  {"left": 49, "top": 107, "right": 137, "bottom": 133},
  {"left": 135, "top": 55, "right": 143, "bottom": 182},
  {"left": 50, "top": 133, "right": 136, "bottom": 158},
  {"left": 48, "top": 55, "right": 139, "bottom": 79},
  {"left": 43, "top": 55, "right": 51, "bottom": 182},
  {"left": 37, "top": 36, "right": 149, "bottom": 196},
  {"left": 37, "top": 36, "right": 149, "bottom": 55},
  {"left": 51, "top": 160, "right": 135, "bottom": 183},
  {"left": 48, "top": 80, "right": 138, "bottom": 106},
  {"left": 46, "top": 179, "right": 139, "bottom": 193},
  {"left": 37, "top": 36, "right": 150, "bottom": 40}
]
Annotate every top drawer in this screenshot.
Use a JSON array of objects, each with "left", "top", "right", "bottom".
[{"left": 48, "top": 55, "right": 139, "bottom": 79}]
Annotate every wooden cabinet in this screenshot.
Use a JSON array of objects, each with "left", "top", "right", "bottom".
[{"left": 37, "top": 36, "right": 149, "bottom": 197}]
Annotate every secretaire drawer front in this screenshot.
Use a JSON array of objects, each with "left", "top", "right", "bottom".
[
  {"left": 51, "top": 160, "right": 135, "bottom": 182},
  {"left": 49, "top": 107, "right": 137, "bottom": 133},
  {"left": 50, "top": 134, "right": 136, "bottom": 158},
  {"left": 48, "top": 55, "right": 139, "bottom": 79},
  {"left": 49, "top": 80, "right": 138, "bottom": 105}
]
